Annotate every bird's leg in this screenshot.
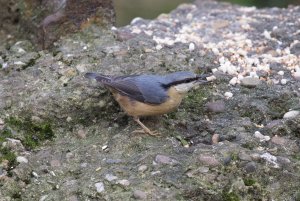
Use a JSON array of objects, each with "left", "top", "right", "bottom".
[{"left": 133, "top": 117, "right": 159, "bottom": 136}]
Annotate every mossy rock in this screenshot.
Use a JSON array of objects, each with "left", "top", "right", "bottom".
[{"left": 4, "top": 116, "right": 55, "bottom": 150}]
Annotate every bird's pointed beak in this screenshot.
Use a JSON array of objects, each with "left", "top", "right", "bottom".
[{"left": 196, "top": 74, "right": 210, "bottom": 84}]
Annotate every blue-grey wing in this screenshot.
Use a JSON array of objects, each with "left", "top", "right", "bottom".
[
  {"left": 111, "top": 75, "right": 168, "bottom": 104},
  {"left": 84, "top": 73, "right": 168, "bottom": 104}
]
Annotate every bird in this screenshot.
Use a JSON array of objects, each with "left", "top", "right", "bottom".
[{"left": 85, "top": 71, "right": 209, "bottom": 135}]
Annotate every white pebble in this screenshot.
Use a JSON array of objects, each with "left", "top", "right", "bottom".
[
  {"left": 39, "top": 195, "right": 48, "bottom": 201},
  {"left": 280, "top": 79, "right": 287, "bottom": 85},
  {"left": 189, "top": 43, "right": 195, "bottom": 51},
  {"left": 249, "top": 71, "right": 258, "bottom": 78},
  {"left": 277, "top": 71, "right": 284, "bottom": 76},
  {"left": 2, "top": 62, "right": 8, "bottom": 69},
  {"left": 229, "top": 77, "right": 238, "bottom": 85},
  {"left": 102, "top": 145, "right": 108, "bottom": 151},
  {"left": 105, "top": 174, "right": 118, "bottom": 181},
  {"left": 254, "top": 131, "right": 270, "bottom": 142},
  {"left": 155, "top": 44, "right": 163, "bottom": 50},
  {"left": 111, "top": 26, "right": 117, "bottom": 31},
  {"left": 211, "top": 68, "right": 218, "bottom": 73},
  {"left": 224, "top": 92, "right": 233, "bottom": 98},
  {"left": 186, "top": 13, "right": 193, "bottom": 20},
  {"left": 260, "top": 152, "right": 279, "bottom": 168},
  {"left": 14, "top": 61, "right": 26, "bottom": 65},
  {"left": 283, "top": 110, "right": 300, "bottom": 119},
  {"left": 263, "top": 30, "right": 272, "bottom": 40},
  {"left": 206, "top": 75, "right": 216, "bottom": 81},
  {"left": 212, "top": 48, "right": 219, "bottom": 54},
  {"left": 32, "top": 171, "right": 39, "bottom": 178},
  {"left": 95, "top": 182, "right": 105, "bottom": 193},
  {"left": 116, "top": 179, "right": 130, "bottom": 186},
  {"left": 138, "top": 165, "right": 148, "bottom": 172},
  {"left": 16, "top": 156, "right": 28, "bottom": 163}
]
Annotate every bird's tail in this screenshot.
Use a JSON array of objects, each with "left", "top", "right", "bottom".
[{"left": 84, "top": 72, "right": 112, "bottom": 83}]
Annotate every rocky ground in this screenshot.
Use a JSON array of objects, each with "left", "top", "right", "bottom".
[{"left": 1, "top": 1, "right": 300, "bottom": 200}]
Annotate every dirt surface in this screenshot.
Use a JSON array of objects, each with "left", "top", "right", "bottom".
[{"left": 0, "top": 1, "right": 300, "bottom": 200}]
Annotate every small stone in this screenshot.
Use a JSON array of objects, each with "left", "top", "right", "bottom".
[
  {"left": 277, "top": 71, "right": 284, "bottom": 76},
  {"left": 198, "top": 166, "right": 209, "bottom": 173},
  {"left": 138, "top": 165, "right": 148, "bottom": 172},
  {"left": 238, "top": 152, "right": 252, "bottom": 161},
  {"left": 206, "top": 101, "right": 225, "bottom": 113},
  {"left": 39, "top": 195, "right": 48, "bottom": 201},
  {"left": 95, "top": 182, "right": 105, "bottom": 193},
  {"left": 102, "top": 145, "right": 109, "bottom": 151},
  {"left": 283, "top": 110, "right": 300, "bottom": 119},
  {"left": 206, "top": 75, "right": 216, "bottom": 81},
  {"left": 116, "top": 179, "right": 130, "bottom": 186},
  {"left": 241, "top": 77, "right": 261, "bottom": 87},
  {"left": 133, "top": 190, "right": 147, "bottom": 200},
  {"left": 271, "top": 135, "right": 286, "bottom": 145},
  {"left": 75, "top": 64, "right": 86, "bottom": 73},
  {"left": 244, "top": 161, "right": 257, "bottom": 173},
  {"left": 265, "top": 120, "right": 282, "bottom": 129},
  {"left": 32, "top": 171, "right": 39, "bottom": 178},
  {"left": 105, "top": 174, "right": 118, "bottom": 181},
  {"left": 50, "top": 159, "right": 61, "bottom": 167},
  {"left": 66, "top": 117, "right": 72, "bottom": 122},
  {"left": 223, "top": 156, "right": 232, "bottom": 166},
  {"left": 31, "top": 116, "right": 43, "bottom": 124},
  {"left": 156, "top": 44, "right": 163, "bottom": 50},
  {"left": 260, "top": 152, "right": 279, "bottom": 168},
  {"left": 189, "top": 43, "right": 195, "bottom": 51},
  {"left": 151, "top": 171, "right": 161, "bottom": 176},
  {"left": 198, "top": 155, "right": 220, "bottom": 167},
  {"left": 66, "top": 152, "right": 75, "bottom": 161},
  {"left": 254, "top": 131, "right": 270, "bottom": 142},
  {"left": 77, "top": 129, "right": 87, "bottom": 139},
  {"left": 106, "top": 159, "right": 123, "bottom": 164},
  {"left": 224, "top": 92, "right": 233, "bottom": 98},
  {"left": 0, "top": 118, "right": 4, "bottom": 125},
  {"left": 16, "top": 156, "right": 28, "bottom": 164},
  {"left": 229, "top": 77, "right": 238, "bottom": 85},
  {"left": 211, "top": 134, "right": 220, "bottom": 144},
  {"left": 154, "top": 154, "right": 179, "bottom": 165},
  {"left": 276, "top": 156, "right": 291, "bottom": 166},
  {"left": 249, "top": 71, "right": 258, "bottom": 78},
  {"left": 280, "top": 79, "right": 287, "bottom": 85},
  {"left": 98, "top": 100, "right": 107, "bottom": 108}
]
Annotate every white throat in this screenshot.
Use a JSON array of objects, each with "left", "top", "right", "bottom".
[{"left": 174, "top": 81, "right": 197, "bottom": 93}]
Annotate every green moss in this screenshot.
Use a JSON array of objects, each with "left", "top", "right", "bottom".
[
  {"left": 244, "top": 178, "right": 256, "bottom": 186},
  {"left": 0, "top": 147, "right": 17, "bottom": 168},
  {"left": 295, "top": 191, "right": 300, "bottom": 201},
  {"left": 241, "top": 142, "right": 255, "bottom": 150},
  {"left": 222, "top": 191, "right": 240, "bottom": 201},
  {"left": 0, "top": 127, "right": 13, "bottom": 143},
  {"left": 231, "top": 152, "right": 239, "bottom": 161},
  {"left": 292, "top": 154, "right": 300, "bottom": 161},
  {"left": 4, "top": 117, "right": 55, "bottom": 150},
  {"left": 183, "top": 88, "right": 208, "bottom": 111}
]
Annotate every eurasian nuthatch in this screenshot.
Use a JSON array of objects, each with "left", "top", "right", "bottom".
[{"left": 85, "top": 71, "right": 209, "bottom": 135}]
